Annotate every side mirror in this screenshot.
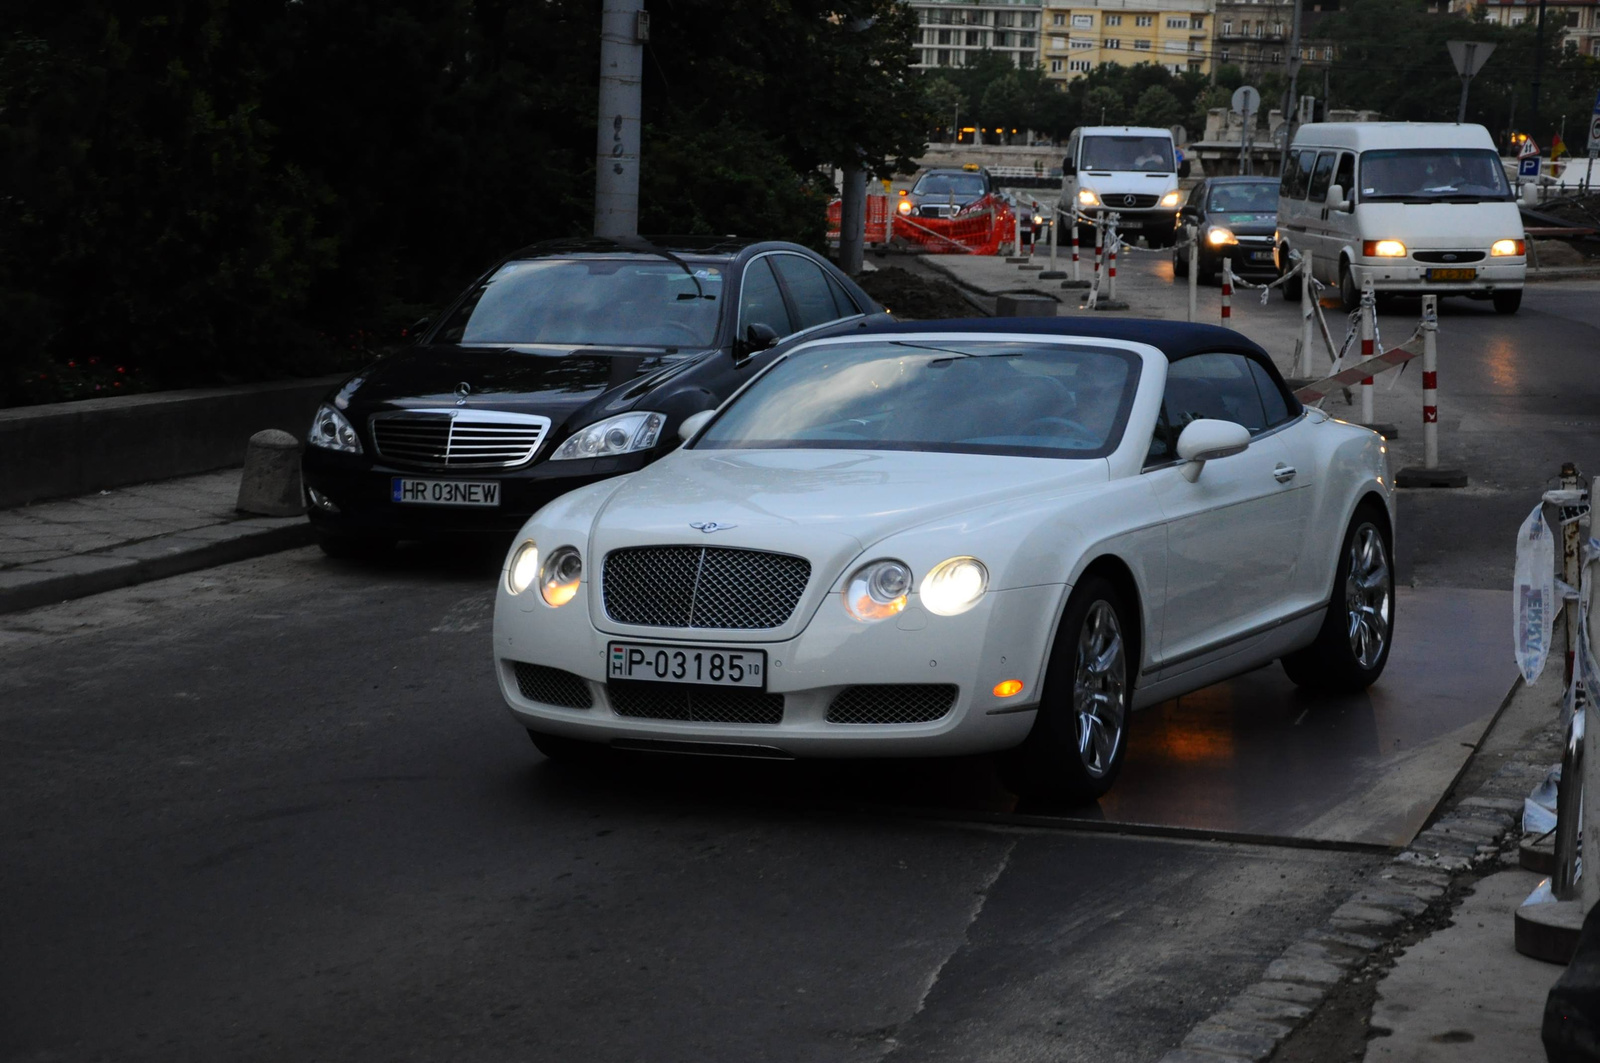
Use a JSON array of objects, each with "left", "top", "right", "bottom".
[
  {"left": 1178, "top": 159, "right": 1192, "bottom": 179},
  {"left": 733, "top": 322, "right": 780, "bottom": 364},
  {"left": 407, "top": 316, "right": 431, "bottom": 341},
  {"left": 1063, "top": 157, "right": 1077, "bottom": 176},
  {"left": 678, "top": 409, "right": 715, "bottom": 443},
  {"left": 1326, "top": 184, "right": 1349, "bottom": 212},
  {"left": 1175, "top": 418, "right": 1250, "bottom": 482}
]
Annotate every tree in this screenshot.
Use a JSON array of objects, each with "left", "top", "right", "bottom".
[
  {"left": 1133, "top": 86, "right": 1185, "bottom": 129},
  {"left": 923, "top": 75, "right": 965, "bottom": 141},
  {"left": 980, "top": 72, "right": 1030, "bottom": 143},
  {"left": 1084, "top": 85, "right": 1124, "bottom": 125}
]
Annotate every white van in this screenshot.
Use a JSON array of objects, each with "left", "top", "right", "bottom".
[
  {"left": 1061, "top": 126, "right": 1187, "bottom": 248},
  {"left": 1275, "top": 122, "right": 1526, "bottom": 314}
]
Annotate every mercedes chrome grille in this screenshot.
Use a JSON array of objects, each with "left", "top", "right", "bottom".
[
  {"left": 602, "top": 546, "right": 811, "bottom": 629},
  {"left": 370, "top": 409, "right": 551, "bottom": 469}
]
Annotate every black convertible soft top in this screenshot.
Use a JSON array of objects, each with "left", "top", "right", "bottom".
[{"left": 850, "top": 316, "right": 1271, "bottom": 364}]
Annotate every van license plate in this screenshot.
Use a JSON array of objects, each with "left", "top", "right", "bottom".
[
  {"left": 608, "top": 642, "right": 765, "bottom": 689},
  {"left": 391, "top": 478, "right": 501, "bottom": 506},
  {"left": 1427, "top": 268, "right": 1477, "bottom": 282}
]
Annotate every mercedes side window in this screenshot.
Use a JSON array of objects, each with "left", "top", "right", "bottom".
[
  {"left": 739, "top": 257, "right": 793, "bottom": 337},
  {"left": 770, "top": 254, "right": 841, "bottom": 332},
  {"left": 1146, "top": 352, "right": 1273, "bottom": 465},
  {"left": 1308, "top": 151, "right": 1338, "bottom": 202}
]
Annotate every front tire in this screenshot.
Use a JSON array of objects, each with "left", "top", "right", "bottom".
[
  {"left": 1002, "top": 575, "right": 1133, "bottom": 804},
  {"left": 1280, "top": 253, "right": 1304, "bottom": 302},
  {"left": 1494, "top": 289, "right": 1523, "bottom": 315},
  {"left": 1173, "top": 248, "right": 1189, "bottom": 278},
  {"left": 1282, "top": 506, "right": 1394, "bottom": 692},
  {"left": 1339, "top": 262, "right": 1360, "bottom": 312}
]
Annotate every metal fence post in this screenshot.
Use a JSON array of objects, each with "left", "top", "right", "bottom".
[
  {"left": 1360, "top": 281, "right": 1376, "bottom": 424},
  {"left": 1395, "top": 296, "right": 1466, "bottom": 488},
  {"left": 1296, "top": 250, "right": 1316, "bottom": 379},
  {"left": 1186, "top": 225, "right": 1199, "bottom": 324}
]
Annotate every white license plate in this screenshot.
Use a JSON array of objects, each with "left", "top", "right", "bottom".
[
  {"left": 1250, "top": 250, "right": 1275, "bottom": 261},
  {"left": 391, "top": 478, "right": 501, "bottom": 507},
  {"left": 608, "top": 642, "right": 765, "bottom": 688}
]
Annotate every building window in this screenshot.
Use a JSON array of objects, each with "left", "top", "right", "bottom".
[
  {"left": 1220, "top": 47, "right": 1230, "bottom": 61},
  {"left": 997, "top": 12, "right": 1015, "bottom": 27},
  {"left": 1323, "top": 45, "right": 1333, "bottom": 60},
  {"left": 937, "top": 48, "right": 950, "bottom": 64},
  {"left": 937, "top": 29, "right": 951, "bottom": 44},
  {"left": 1167, "top": 17, "right": 1189, "bottom": 29},
  {"left": 1133, "top": 39, "right": 1151, "bottom": 50},
  {"left": 1020, "top": 32, "right": 1034, "bottom": 48},
  {"left": 1071, "top": 37, "right": 1094, "bottom": 50},
  {"left": 1069, "top": 58, "right": 1091, "bottom": 72},
  {"left": 1051, "top": 12, "right": 1064, "bottom": 25},
  {"left": 1191, "top": 15, "right": 1204, "bottom": 31},
  {"left": 1104, "top": 37, "right": 1120, "bottom": 49},
  {"left": 1051, "top": 58, "right": 1064, "bottom": 72},
  {"left": 1071, "top": 14, "right": 1093, "bottom": 29},
  {"left": 994, "top": 30, "right": 1009, "bottom": 46},
  {"left": 1222, "top": 19, "right": 1232, "bottom": 34},
  {"left": 1105, "top": 14, "right": 1122, "bottom": 26},
  {"left": 1020, "top": 12, "right": 1036, "bottom": 28},
  {"left": 1135, "top": 15, "right": 1152, "bottom": 27}
]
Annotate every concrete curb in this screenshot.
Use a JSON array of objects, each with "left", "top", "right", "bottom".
[
  {"left": 0, "top": 518, "right": 316, "bottom": 615},
  {"left": 1156, "top": 678, "right": 1545, "bottom": 1063}
]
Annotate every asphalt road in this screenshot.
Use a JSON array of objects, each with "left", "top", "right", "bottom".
[{"left": 4, "top": 271, "right": 1594, "bottom": 1062}]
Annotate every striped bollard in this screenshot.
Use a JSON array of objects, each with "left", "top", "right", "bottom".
[
  {"left": 1093, "top": 220, "right": 1103, "bottom": 286},
  {"left": 1221, "top": 260, "right": 1232, "bottom": 323},
  {"left": 1071, "top": 223, "right": 1080, "bottom": 280},
  {"left": 1360, "top": 282, "right": 1376, "bottom": 423},
  {"left": 1395, "top": 294, "right": 1466, "bottom": 488},
  {"left": 1107, "top": 232, "right": 1118, "bottom": 300}
]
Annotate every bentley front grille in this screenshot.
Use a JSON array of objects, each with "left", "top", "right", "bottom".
[
  {"left": 602, "top": 547, "right": 811, "bottom": 629},
  {"left": 510, "top": 662, "right": 594, "bottom": 709},
  {"left": 827, "top": 685, "right": 958, "bottom": 724},
  {"left": 371, "top": 410, "right": 550, "bottom": 469},
  {"left": 607, "top": 685, "right": 785, "bottom": 724}
]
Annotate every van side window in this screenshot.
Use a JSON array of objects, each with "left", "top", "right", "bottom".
[
  {"left": 1308, "top": 152, "right": 1338, "bottom": 201},
  {"left": 1332, "top": 153, "right": 1356, "bottom": 200},
  {"left": 1289, "top": 149, "right": 1317, "bottom": 198},
  {"left": 1280, "top": 153, "right": 1302, "bottom": 198}
]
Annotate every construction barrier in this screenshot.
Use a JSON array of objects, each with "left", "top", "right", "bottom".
[
  {"left": 825, "top": 195, "right": 893, "bottom": 246},
  {"left": 891, "top": 194, "right": 1016, "bottom": 256}
]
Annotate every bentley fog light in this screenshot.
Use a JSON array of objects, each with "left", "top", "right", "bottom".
[
  {"left": 308, "top": 404, "right": 362, "bottom": 454},
  {"left": 540, "top": 546, "right": 582, "bottom": 607},
  {"left": 843, "top": 560, "right": 912, "bottom": 622},
  {"left": 507, "top": 540, "right": 539, "bottom": 596},
  {"left": 550, "top": 411, "right": 666, "bottom": 461},
  {"left": 920, "top": 556, "right": 988, "bottom": 616}
]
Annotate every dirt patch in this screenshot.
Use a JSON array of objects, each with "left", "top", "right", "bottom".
[{"left": 855, "top": 265, "right": 979, "bottom": 320}]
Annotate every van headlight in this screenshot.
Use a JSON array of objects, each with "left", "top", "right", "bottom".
[
  {"left": 506, "top": 540, "right": 539, "bottom": 596},
  {"left": 1363, "top": 239, "right": 1407, "bottom": 258},
  {"left": 1160, "top": 191, "right": 1182, "bottom": 207},
  {"left": 308, "top": 404, "right": 362, "bottom": 454},
  {"left": 550, "top": 411, "right": 665, "bottom": 461},
  {"left": 920, "top": 557, "right": 988, "bottom": 616},
  {"left": 843, "top": 560, "right": 912, "bottom": 622},
  {"left": 1077, "top": 189, "right": 1100, "bottom": 207}
]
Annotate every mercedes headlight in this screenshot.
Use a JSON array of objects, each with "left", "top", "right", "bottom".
[
  {"left": 1077, "top": 189, "right": 1100, "bottom": 207},
  {"left": 550, "top": 411, "right": 666, "bottom": 461},
  {"left": 843, "top": 559, "right": 912, "bottom": 622},
  {"left": 507, "top": 540, "right": 539, "bottom": 596},
  {"left": 308, "top": 404, "right": 362, "bottom": 454},
  {"left": 539, "top": 546, "right": 582, "bottom": 607},
  {"left": 920, "top": 557, "right": 989, "bottom": 617},
  {"left": 898, "top": 198, "right": 913, "bottom": 214},
  {"left": 1160, "top": 191, "right": 1182, "bottom": 208}
]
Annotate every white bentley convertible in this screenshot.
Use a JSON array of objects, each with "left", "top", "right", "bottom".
[{"left": 492, "top": 319, "right": 1394, "bottom": 803}]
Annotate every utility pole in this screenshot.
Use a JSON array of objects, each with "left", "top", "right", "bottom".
[
  {"left": 836, "top": 16, "right": 875, "bottom": 277},
  {"left": 593, "top": 0, "right": 646, "bottom": 238},
  {"left": 1283, "top": 0, "right": 1304, "bottom": 174},
  {"left": 1532, "top": 0, "right": 1548, "bottom": 134}
]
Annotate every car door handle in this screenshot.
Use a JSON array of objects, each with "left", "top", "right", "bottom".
[{"left": 1274, "top": 463, "right": 1297, "bottom": 483}]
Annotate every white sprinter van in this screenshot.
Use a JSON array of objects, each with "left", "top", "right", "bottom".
[
  {"left": 1061, "top": 126, "right": 1187, "bottom": 248},
  {"left": 1275, "top": 122, "right": 1526, "bottom": 314}
]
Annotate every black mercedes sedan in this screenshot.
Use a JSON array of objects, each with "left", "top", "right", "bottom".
[
  {"left": 301, "top": 237, "right": 886, "bottom": 556},
  {"left": 1171, "top": 177, "right": 1281, "bottom": 284}
]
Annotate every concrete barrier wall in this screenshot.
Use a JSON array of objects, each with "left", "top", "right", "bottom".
[{"left": 0, "top": 375, "right": 345, "bottom": 508}]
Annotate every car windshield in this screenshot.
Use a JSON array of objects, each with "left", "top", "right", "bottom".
[
  {"left": 1208, "top": 182, "right": 1279, "bottom": 212},
  {"left": 1081, "top": 136, "right": 1175, "bottom": 173},
  {"left": 912, "top": 173, "right": 987, "bottom": 198},
  {"left": 1360, "top": 148, "right": 1512, "bottom": 201},
  {"left": 433, "top": 258, "right": 724, "bottom": 348},
  {"left": 694, "top": 339, "right": 1140, "bottom": 459}
]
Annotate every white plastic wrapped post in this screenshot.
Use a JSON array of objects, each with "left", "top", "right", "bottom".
[
  {"left": 1514, "top": 501, "right": 1558, "bottom": 684},
  {"left": 1296, "top": 250, "right": 1316, "bottom": 378},
  {"left": 1186, "top": 225, "right": 1198, "bottom": 323}
]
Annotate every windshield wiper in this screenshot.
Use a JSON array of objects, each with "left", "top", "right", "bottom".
[{"left": 616, "top": 238, "right": 710, "bottom": 301}]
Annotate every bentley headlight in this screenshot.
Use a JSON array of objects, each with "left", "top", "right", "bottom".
[
  {"left": 507, "top": 540, "right": 539, "bottom": 596},
  {"left": 920, "top": 557, "right": 989, "bottom": 616},
  {"left": 550, "top": 411, "right": 666, "bottom": 461},
  {"left": 540, "top": 546, "right": 582, "bottom": 607},
  {"left": 843, "top": 559, "right": 912, "bottom": 622},
  {"left": 308, "top": 404, "right": 362, "bottom": 454}
]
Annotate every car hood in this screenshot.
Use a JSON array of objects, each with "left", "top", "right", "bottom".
[
  {"left": 338, "top": 344, "right": 714, "bottom": 417},
  {"left": 590, "top": 448, "right": 1109, "bottom": 563},
  {"left": 1351, "top": 201, "right": 1524, "bottom": 248}
]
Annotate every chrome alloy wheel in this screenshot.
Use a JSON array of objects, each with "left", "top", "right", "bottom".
[
  {"left": 1074, "top": 601, "right": 1127, "bottom": 778},
  {"left": 1346, "top": 524, "right": 1392, "bottom": 670}
]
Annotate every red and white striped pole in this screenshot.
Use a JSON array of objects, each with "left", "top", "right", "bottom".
[
  {"left": 1093, "top": 219, "right": 1103, "bottom": 287},
  {"left": 1221, "top": 260, "right": 1233, "bottom": 323},
  {"left": 1107, "top": 228, "right": 1119, "bottom": 301},
  {"left": 1421, "top": 294, "right": 1439, "bottom": 468},
  {"left": 1359, "top": 281, "right": 1376, "bottom": 425},
  {"left": 1071, "top": 221, "right": 1081, "bottom": 283}
]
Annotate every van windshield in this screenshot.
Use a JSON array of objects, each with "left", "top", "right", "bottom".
[
  {"left": 1360, "top": 148, "right": 1512, "bottom": 202},
  {"left": 1081, "top": 136, "right": 1175, "bottom": 173}
]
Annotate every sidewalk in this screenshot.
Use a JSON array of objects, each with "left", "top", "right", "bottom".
[{"left": 0, "top": 468, "right": 313, "bottom": 614}]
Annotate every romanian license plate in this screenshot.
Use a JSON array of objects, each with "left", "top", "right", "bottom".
[
  {"left": 1427, "top": 267, "right": 1477, "bottom": 282},
  {"left": 391, "top": 478, "right": 501, "bottom": 506},
  {"left": 608, "top": 642, "right": 766, "bottom": 689}
]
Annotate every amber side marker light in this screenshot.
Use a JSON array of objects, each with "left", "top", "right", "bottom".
[{"left": 993, "top": 679, "right": 1025, "bottom": 698}]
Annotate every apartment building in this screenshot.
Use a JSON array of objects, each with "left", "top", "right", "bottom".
[
  {"left": 1474, "top": 0, "right": 1600, "bottom": 58},
  {"left": 1213, "top": 2, "right": 1339, "bottom": 74},
  {"left": 908, "top": 0, "right": 1045, "bottom": 70},
  {"left": 1041, "top": 0, "right": 1214, "bottom": 81}
]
